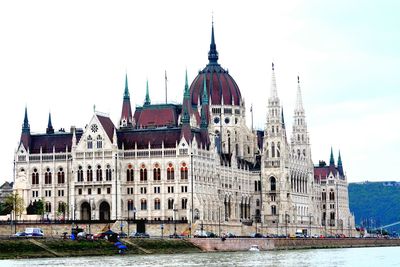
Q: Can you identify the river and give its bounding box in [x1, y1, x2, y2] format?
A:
[1, 246, 399, 267]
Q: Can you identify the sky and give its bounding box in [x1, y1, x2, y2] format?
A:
[0, 0, 399, 184]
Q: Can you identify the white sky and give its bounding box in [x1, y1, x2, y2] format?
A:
[1, 0, 399, 184]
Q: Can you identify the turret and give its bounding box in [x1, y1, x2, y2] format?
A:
[329, 147, 335, 166]
[120, 74, 134, 128]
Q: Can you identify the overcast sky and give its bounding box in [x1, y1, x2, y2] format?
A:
[0, 0, 399, 184]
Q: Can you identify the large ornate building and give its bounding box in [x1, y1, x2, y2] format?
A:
[13, 24, 355, 236]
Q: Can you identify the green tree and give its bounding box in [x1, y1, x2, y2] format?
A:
[4, 193, 24, 219]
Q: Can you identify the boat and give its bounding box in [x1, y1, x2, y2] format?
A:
[248, 245, 260, 252]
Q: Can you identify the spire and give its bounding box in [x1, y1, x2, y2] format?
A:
[22, 106, 30, 133]
[144, 80, 151, 105]
[184, 69, 190, 98]
[201, 73, 209, 105]
[124, 73, 130, 100]
[338, 150, 344, 175]
[270, 62, 278, 99]
[46, 112, 54, 134]
[281, 108, 285, 129]
[181, 71, 190, 124]
[295, 75, 304, 111]
[120, 74, 133, 127]
[329, 147, 335, 166]
[208, 20, 219, 64]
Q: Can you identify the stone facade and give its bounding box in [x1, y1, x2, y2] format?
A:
[12, 24, 355, 236]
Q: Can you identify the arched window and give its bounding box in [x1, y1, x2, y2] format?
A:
[127, 199, 134, 211]
[77, 166, 84, 182]
[167, 163, 174, 180]
[322, 191, 326, 201]
[168, 199, 174, 210]
[303, 149, 306, 157]
[297, 134, 300, 141]
[45, 168, 52, 184]
[271, 205, 277, 215]
[45, 202, 52, 213]
[180, 163, 188, 180]
[57, 167, 65, 184]
[153, 164, 161, 181]
[247, 146, 250, 154]
[140, 199, 147, 210]
[276, 126, 279, 133]
[181, 198, 187, 209]
[32, 168, 39, 185]
[140, 165, 147, 181]
[58, 202, 66, 216]
[87, 135, 93, 149]
[271, 142, 275, 157]
[297, 149, 301, 158]
[96, 135, 102, 149]
[272, 126, 275, 133]
[126, 164, 134, 182]
[87, 165, 93, 182]
[329, 190, 335, 201]
[270, 176, 276, 191]
[154, 198, 161, 210]
[106, 164, 112, 181]
[256, 199, 260, 207]
[96, 165, 102, 181]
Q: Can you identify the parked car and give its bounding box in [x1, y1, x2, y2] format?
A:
[194, 230, 208, 238]
[13, 231, 27, 237]
[169, 233, 185, 239]
[25, 228, 44, 237]
[250, 233, 263, 238]
[225, 232, 236, 238]
[130, 232, 150, 238]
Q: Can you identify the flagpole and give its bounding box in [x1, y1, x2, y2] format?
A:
[165, 70, 168, 104]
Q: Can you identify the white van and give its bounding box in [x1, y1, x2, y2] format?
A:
[25, 228, 44, 237]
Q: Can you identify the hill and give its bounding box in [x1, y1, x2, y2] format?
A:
[349, 181, 400, 233]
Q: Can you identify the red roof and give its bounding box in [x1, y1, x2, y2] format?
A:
[28, 132, 83, 153]
[97, 114, 115, 141]
[133, 104, 180, 129]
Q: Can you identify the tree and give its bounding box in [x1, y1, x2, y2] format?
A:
[4, 193, 24, 219]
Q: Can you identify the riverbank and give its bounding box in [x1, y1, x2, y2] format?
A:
[0, 238, 200, 259]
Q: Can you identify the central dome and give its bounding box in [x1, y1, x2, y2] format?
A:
[189, 24, 242, 107]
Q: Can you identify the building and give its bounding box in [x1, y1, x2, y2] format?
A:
[12, 23, 355, 236]
[0, 182, 13, 203]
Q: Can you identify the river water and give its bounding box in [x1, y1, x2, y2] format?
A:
[1, 246, 399, 267]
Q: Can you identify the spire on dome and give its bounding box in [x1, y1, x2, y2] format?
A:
[46, 112, 54, 134]
[202, 73, 209, 105]
[208, 20, 219, 65]
[181, 71, 190, 124]
[201, 74, 209, 128]
[144, 80, 151, 105]
[270, 62, 278, 99]
[124, 73, 130, 100]
[295, 75, 304, 111]
[329, 147, 335, 166]
[184, 69, 190, 98]
[22, 106, 30, 133]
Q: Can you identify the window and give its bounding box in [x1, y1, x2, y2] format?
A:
[140, 165, 147, 181]
[106, 165, 112, 181]
[127, 187, 134, 195]
[45, 168, 52, 184]
[77, 166, 84, 182]
[32, 190, 39, 198]
[271, 205, 277, 215]
[270, 176, 276, 191]
[168, 186, 174, 194]
[180, 163, 188, 180]
[153, 164, 161, 181]
[126, 164, 134, 182]
[140, 187, 146, 194]
[45, 202, 51, 213]
[97, 188, 101, 194]
[87, 135, 93, 149]
[271, 142, 275, 157]
[96, 135, 102, 149]
[167, 163, 174, 180]
[181, 198, 187, 209]
[87, 166, 93, 182]
[168, 199, 174, 210]
[32, 168, 39, 185]
[271, 195, 276, 202]
[58, 202, 66, 214]
[140, 199, 147, 210]
[154, 186, 160, 194]
[154, 198, 161, 210]
[181, 186, 187, 193]
[256, 199, 260, 207]
[57, 167, 65, 184]
[45, 190, 51, 197]
[107, 187, 111, 194]
[277, 142, 280, 157]
[127, 200, 134, 211]
[57, 190, 64, 197]
[96, 165, 102, 181]
[329, 190, 335, 201]
[88, 188, 92, 195]
[322, 192, 326, 201]
[78, 188, 82, 195]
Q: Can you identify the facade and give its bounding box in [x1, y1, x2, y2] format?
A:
[13, 24, 355, 236]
